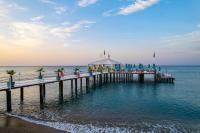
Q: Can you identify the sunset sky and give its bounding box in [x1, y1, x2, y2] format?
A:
[0, 0, 200, 66]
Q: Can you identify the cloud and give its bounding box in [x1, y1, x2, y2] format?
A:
[0, 1, 96, 48]
[30, 16, 44, 22]
[64, 20, 96, 33]
[103, 10, 115, 17]
[78, 0, 98, 7]
[0, 19, 96, 48]
[0, 1, 27, 17]
[118, 0, 159, 15]
[161, 24, 200, 51]
[39, 1, 67, 15]
[39, 0, 57, 5]
[54, 6, 67, 14]
[5, 3, 27, 11]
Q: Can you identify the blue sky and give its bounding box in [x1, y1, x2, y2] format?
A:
[0, 0, 200, 65]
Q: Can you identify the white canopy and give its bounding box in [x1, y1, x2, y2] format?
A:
[88, 57, 122, 66]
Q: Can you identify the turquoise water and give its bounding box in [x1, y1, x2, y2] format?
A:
[0, 66, 200, 132]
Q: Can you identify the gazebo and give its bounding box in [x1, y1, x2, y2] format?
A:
[89, 57, 121, 66]
[88, 57, 123, 72]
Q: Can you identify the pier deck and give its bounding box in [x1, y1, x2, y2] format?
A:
[0, 71, 175, 112]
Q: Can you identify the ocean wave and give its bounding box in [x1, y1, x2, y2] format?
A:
[6, 113, 196, 133]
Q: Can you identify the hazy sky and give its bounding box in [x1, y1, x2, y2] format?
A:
[0, 0, 200, 66]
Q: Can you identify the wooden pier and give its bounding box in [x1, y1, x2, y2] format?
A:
[0, 71, 174, 112]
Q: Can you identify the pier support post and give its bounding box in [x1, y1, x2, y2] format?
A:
[119, 73, 121, 82]
[80, 78, 83, 94]
[93, 75, 96, 86]
[131, 73, 134, 82]
[39, 84, 44, 106]
[20, 87, 24, 102]
[6, 90, 12, 112]
[123, 73, 126, 82]
[86, 77, 89, 88]
[80, 78, 82, 89]
[59, 81, 63, 99]
[116, 73, 118, 82]
[71, 79, 73, 89]
[103, 74, 106, 84]
[75, 78, 78, 95]
[110, 73, 112, 82]
[154, 71, 157, 83]
[99, 74, 103, 86]
[105, 74, 107, 83]
[139, 74, 144, 83]
[43, 84, 46, 98]
[113, 73, 116, 83]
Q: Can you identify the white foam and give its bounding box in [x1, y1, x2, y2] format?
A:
[7, 113, 134, 133]
[6, 113, 190, 133]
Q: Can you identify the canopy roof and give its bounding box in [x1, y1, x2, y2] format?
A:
[89, 58, 122, 66]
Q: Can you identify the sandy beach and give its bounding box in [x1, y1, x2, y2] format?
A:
[0, 113, 66, 133]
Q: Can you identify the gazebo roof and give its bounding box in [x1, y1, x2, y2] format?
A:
[89, 57, 122, 66]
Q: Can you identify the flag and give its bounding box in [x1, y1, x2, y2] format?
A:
[104, 50, 106, 56]
[153, 52, 156, 58]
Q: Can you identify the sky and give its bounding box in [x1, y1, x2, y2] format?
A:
[0, 0, 200, 66]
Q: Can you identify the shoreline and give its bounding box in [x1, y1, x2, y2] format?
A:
[0, 113, 67, 133]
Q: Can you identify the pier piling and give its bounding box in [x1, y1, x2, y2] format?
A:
[75, 78, 78, 95]
[99, 74, 103, 86]
[59, 81, 63, 98]
[39, 84, 44, 105]
[110, 73, 112, 82]
[20, 87, 24, 102]
[80, 78, 82, 88]
[43, 84, 46, 98]
[93, 75, 96, 86]
[86, 77, 89, 88]
[139, 74, 144, 83]
[71, 79, 73, 89]
[6, 90, 12, 112]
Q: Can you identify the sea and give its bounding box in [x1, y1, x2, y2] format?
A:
[0, 66, 200, 133]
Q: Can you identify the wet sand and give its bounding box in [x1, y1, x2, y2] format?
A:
[0, 113, 67, 133]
